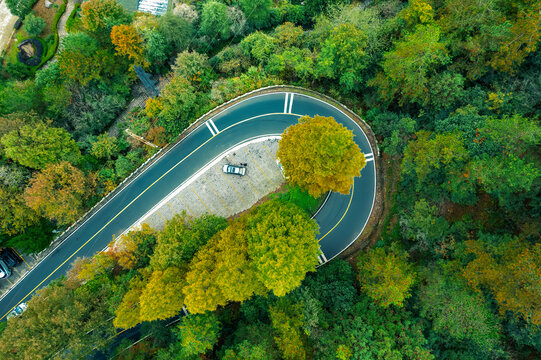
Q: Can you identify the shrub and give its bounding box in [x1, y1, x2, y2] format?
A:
[23, 13, 46, 37]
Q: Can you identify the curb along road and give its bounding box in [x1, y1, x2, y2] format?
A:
[0, 88, 378, 321]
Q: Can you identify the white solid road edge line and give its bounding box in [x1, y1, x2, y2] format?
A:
[209, 119, 219, 134]
[128, 135, 282, 234]
[205, 121, 216, 136]
[288, 93, 294, 114]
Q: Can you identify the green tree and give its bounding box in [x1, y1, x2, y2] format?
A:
[57, 33, 116, 86]
[89, 133, 118, 160]
[150, 213, 227, 270]
[239, 0, 272, 30]
[200, 0, 231, 39]
[0, 164, 30, 189]
[314, 292, 433, 360]
[246, 200, 319, 296]
[5, 0, 34, 17]
[357, 247, 416, 308]
[401, 130, 469, 187]
[80, 0, 127, 34]
[1, 122, 81, 169]
[177, 312, 221, 356]
[152, 75, 197, 136]
[172, 50, 213, 87]
[239, 31, 276, 65]
[419, 271, 502, 355]
[0, 278, 116, 359]
[23, 13, 46, 36]
[274, 22, 304, 48]
[114, 224, 156, 270]
[266, 47, 314, 82]
[144, 30, 168, 68]
[0, 81, 43, 117]
[437, 0, 540, 78]
[157, 13, 193, 54]
[24, 161, 94, 225]
[270, 299, 307, 360]
[4, 219, 54, 254]
[316, 23, 368, 92]
[277, 115, 366, 197]
[481, 114, 541, 155]
[471, 154, 540, 206]
[400, 198, 451, 255]
[369, 25, 449, 105]
[380, 116, 416, 156]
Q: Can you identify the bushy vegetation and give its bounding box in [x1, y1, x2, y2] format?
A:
[0, 0, 539, 359]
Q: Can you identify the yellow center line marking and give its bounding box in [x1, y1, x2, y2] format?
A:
[191, 186, 213, 215]
[166, 202, 179, 215]
[177, 195, 194, 217]
[318, 183, 354, 241]
[12, 248, 31, 269]
[244, 149, 272, 184]
[0, 112, 303, 321]
[262, 143, 274, 159]
[204, 177, 232, 213]
[217, 167, 246, 204]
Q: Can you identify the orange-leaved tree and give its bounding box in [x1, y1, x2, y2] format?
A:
[24, 161, 95, 225]
[111, 24, 147, 66]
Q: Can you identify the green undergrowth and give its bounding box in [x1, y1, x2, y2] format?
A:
[275, 185, 325, 216]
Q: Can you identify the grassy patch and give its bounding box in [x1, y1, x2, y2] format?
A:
[2, 0, 66, 73]
[275, 185, 326, 216]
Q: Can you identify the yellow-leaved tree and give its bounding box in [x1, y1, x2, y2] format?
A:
[246, 200, 319, 296]
[463, 238, 541, 325]
[277, 115, 366, 197]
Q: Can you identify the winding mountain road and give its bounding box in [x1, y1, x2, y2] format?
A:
[0, 91, 377, 320]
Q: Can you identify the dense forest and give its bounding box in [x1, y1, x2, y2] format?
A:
[0, 0, 539, 359]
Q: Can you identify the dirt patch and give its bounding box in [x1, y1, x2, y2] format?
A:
[441, 192, 496, 225]
[31, 0, 60, 38]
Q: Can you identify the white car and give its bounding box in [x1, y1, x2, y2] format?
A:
[222, 164, 246, 176]
[7, 302, 27, 319]
[0, 259, 11, 279]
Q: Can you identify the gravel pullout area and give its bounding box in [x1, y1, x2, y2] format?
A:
[128, 138, 284, 233]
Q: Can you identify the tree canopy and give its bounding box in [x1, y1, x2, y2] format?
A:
[277, 115, 366, 197]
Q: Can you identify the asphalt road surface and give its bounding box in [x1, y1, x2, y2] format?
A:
[0, 91, 376, 321]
